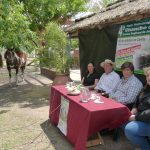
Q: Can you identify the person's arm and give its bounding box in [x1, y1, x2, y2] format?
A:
[128, 110, 150, 123]
[135, 109, 150, 123]
[128, 114, 136, 121]
[111, 82, 143, 104]
[81, 77, 84, 84]
[130, 95, 140, 114]
[94, 74, 104, 90]
[85, 79, 99, 90]
[129, 104, 138, 121]
[113, 85, 138, 104]
[129, 93, 150, 122]
[105, 75, 120, 94]
[131, 108, 138, 115]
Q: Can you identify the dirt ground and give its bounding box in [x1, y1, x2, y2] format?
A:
[0, 66, 136, 150]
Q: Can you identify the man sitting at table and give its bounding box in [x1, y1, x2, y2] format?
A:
[109, 62, 143, 110]
[95, 59, 120, 95]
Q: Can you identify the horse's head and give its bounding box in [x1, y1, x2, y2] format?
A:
[4, 50, 15, 66]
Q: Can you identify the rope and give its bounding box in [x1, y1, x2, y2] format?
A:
[50, 88, 61, 115]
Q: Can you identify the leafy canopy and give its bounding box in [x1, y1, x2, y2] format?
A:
[0, 0, 85, 52]
[20, 0, 86, 31]
[0, 0, 37, 52]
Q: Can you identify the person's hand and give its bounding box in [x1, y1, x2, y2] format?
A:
[129, 114, 135, 121]
[131, 108, 137, 115]
[95, 89, 99, 93]
[101, 92, 109, 98]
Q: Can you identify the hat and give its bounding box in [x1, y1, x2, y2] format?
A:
[100, 59, 115, 68]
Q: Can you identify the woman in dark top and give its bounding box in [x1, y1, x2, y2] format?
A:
[81, 62, 99, 90]
[124, 67, 150, 150]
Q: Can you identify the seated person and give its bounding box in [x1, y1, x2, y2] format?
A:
[81, 62, 99, 90]
[124, 66, 150, 150]
[109, 62, 143, 110]
[95, 59, 120, 95]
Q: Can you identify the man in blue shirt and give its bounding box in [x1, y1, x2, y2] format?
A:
[109, 62, 143, 109]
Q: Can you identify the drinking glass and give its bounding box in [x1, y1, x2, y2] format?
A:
[80, 87, 90, 102]
[90, 91, 97, 100]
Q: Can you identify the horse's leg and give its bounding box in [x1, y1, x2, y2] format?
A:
[15, 68, 19, 85]
[8, 68, 12, 86]
[20, 66, 25, 82]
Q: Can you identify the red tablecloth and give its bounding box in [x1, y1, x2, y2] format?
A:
[49, 85, 131, 150]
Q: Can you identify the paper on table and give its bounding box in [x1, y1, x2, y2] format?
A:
[94, 99, 104, 104]
[68, 90, 80, 95]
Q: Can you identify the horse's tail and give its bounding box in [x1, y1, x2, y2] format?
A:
[4, 51, 7, 59]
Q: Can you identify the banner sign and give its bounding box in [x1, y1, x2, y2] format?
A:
[115, 18, 150, 74]
[57, 96, 69, 135]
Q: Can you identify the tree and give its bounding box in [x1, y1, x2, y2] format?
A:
[19, 0, 86, 31]
[0, 0, 37, 52]
[0, 0, 88, 68]
[18, 0, 86, 68]
[43, 22, 69, 73]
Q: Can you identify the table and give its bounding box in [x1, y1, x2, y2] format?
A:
[49, 85, 131, 150]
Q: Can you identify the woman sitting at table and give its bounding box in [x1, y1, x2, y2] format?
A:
[124, 66, 150, 150]
[81, 62, 99, 90]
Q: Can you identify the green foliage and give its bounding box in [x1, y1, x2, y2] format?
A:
[41, 22, 71, 73]
[17, 0, 86, 69]
[0, 0, 86, 67]
[20, 0, 86, 31]
[0, 0, 38, 53]
[71, 38, 79, 49]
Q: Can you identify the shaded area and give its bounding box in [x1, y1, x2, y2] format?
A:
[0, 83, 50, 109]
[0, 67, 53, 150]
[41, 120, 135, 150]
[0, 110, 9, 114]
[40, 120, 73, 150]
[0, 67, 51, 109]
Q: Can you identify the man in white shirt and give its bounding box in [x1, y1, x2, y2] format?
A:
[95, 59, 120, 94]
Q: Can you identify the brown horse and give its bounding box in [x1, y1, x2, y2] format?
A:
[4, 49, 27, 86]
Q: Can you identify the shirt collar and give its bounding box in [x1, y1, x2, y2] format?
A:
[105, 71, 114, 75]
[122, 74, 134, 82]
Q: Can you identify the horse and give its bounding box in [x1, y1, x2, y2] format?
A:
[4, 49, 27, 86]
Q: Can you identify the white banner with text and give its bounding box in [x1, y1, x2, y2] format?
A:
[115, 18, 150, 74]
[57, 96, 69, 135]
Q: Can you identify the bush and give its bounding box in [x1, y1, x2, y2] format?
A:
[40, 22, 71, 73]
